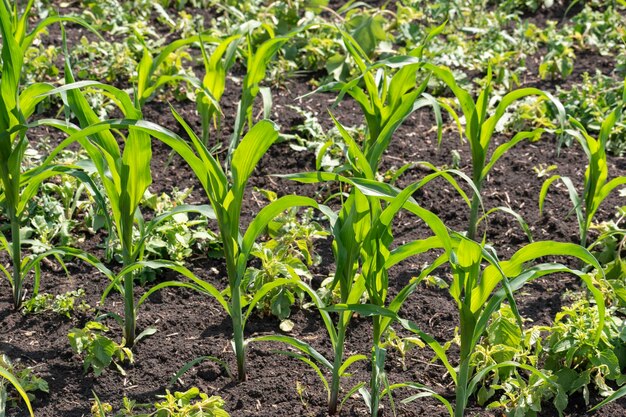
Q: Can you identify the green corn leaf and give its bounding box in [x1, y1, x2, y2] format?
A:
[249, 335, 333, 370]
[0, 366, 34, 417]
[478, 207, 533, 243]
[481, 129, 543, 181]
[123, 260, 229, 313]
[387, 382, 453, 417]
[471, 242, 604, 317]
[272, 350, 330, 396]
[589, 384, 626, 411]
[338, 354, 368, 376]
[230, 120, 279, 196]
[329, 112, 374, 179]
[19, 83, 53, 119]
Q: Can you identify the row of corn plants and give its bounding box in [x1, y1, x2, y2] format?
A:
[1, 2, 625, 417]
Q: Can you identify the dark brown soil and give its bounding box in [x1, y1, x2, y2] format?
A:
[1, 2, 626, 417]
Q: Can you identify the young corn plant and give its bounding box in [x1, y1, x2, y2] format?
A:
[539, 103, 626, 248]
[135, 32, 242, 145]
[425, 64, 565, 240]
[37, 37, 214, 347]
[252, 59, 475, 415]
[0, 0, 102, 309]
[227, 22, 297, 161]
[37, 84, 323, 381]
[138, 107, 334, 382]
[337, 220, 608, 417]
[366, 229, 608, 417]
[307, 24, 447, 172]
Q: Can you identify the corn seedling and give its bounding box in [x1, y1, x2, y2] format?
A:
[33, 89, 321, 380]
[227, 22, 296, 161]
[37, 36, 215, 347]
[425, 64, 566, 240]
[135, 32, 241, 146]
[118, 107, 332, 382]
[307, 23, 447, 173]
[0, 0, 106, 309]
[539, 102, 626, 248]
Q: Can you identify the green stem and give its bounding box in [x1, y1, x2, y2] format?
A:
[467, 191, 481, 241]
[231, 283, 246, 382]
[454, 357, 471, 417]
[11, 210, 22, 310]
[455, 304, 474, 417]
[370, 317, 382, 417]
[328, 315, 347, 415]
[123, 271, 136, 347]
[121, 219, 136, 348]
[581, 216, 589, 249]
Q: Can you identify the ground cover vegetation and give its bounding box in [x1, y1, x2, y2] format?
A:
[0, 0, 626, 416]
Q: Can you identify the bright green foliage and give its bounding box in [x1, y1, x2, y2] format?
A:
[71, 37, 138, 83]
[68, 321, 134, 377]
[91, 387, 229, 417]
[50, 52, 152, 347]
[543, 300, 626, 404]
[0, 354, 47, 417]
[140, 188, 221, 264]
[313, 25, 445, 173]
[588, 208, 626, 311]
[269, 173, 462, 416]
[264, 205, 328, 266]
[23, 175, 97, 250]
[22, 289, 90, 318]
[243, 198, 327, 323]
[557, 72, 626, 156]
[285, 105, 361, 172]
[243, 244, 310, 321]
[196, 35, 241, 145]
[152, 388, 229, 417]
[266, 27, 472, 414]
[135, 31, 241, 146]
[540, 102, 626, 247]
[42, 35, 214, 347]
[470, 305, 565, 417]
[377, 233, 607, 417]
[538, 23, 575, 81]
[228, 23, 294, 160]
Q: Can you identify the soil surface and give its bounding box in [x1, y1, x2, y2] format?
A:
[1, 2, 626, 417]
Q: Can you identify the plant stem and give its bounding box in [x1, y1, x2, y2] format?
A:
[467, 191, 481, 241]
[123, 271, 135, 347]
[231, 283, 247, 382]
[454, 357, 471, 417]
[121, 227, 136, 347]
[581, 216, 589, 249]
[370, 317, 382, 417]
[455, 304, 473, 417]
[11, 210, 22, 310]
[329, 315, 347, 415]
